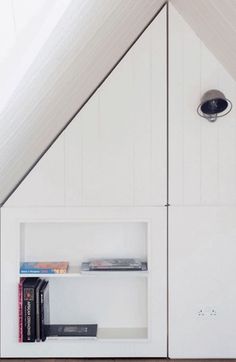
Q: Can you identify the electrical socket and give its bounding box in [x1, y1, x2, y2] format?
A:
[197, 306, 216, 317]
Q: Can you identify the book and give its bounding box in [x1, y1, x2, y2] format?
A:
[18, 278, 25, 342]
[20, 262, 69, 274]
[40, 280, 50, 342]
[46, 324, 97, 338]
[23, 278, 40, 342]
[35, 279, 45, 342]
[81, 258, 147, 272]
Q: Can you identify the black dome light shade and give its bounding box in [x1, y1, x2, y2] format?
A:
[197, 89, 232, 122]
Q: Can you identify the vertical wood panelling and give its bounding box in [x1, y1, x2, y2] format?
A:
[150, 12, 167, 205]
[200, 46, 219, 204]
[218, 67, 236, 205]
[98, 54, 134, 205]
[169, 5, 202, 204]
[132, 26, 152, 205]
[65, 95, 100, 206]
[181, 17, 201, 204]
[169, 4, 236, 206]
[169, 5, 184, 205]
[64, 107, 84, 205]
[82, 94, 102, 206]
[64, 8, 167, 207]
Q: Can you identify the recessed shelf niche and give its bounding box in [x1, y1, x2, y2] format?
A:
[1, 206, 166, 357]
[19, 220, 148, 340]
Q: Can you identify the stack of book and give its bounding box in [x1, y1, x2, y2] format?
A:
[81, 258, 147, 272]
[18, 277, 49, 342]
[20, 261, 69, 274]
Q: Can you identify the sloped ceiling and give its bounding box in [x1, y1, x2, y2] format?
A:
[171, 0, 236, 81]
[0, 0, 166, 206]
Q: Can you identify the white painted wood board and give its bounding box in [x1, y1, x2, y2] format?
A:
[169, 206, 236, 358]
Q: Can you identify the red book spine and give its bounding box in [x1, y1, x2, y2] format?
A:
[18, 278, 25, 342]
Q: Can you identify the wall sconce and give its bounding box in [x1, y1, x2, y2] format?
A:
[197, 89, 232, 122]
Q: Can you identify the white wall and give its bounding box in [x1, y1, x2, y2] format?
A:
[169, 4, 236, 358]
[4, 3, 236, 358]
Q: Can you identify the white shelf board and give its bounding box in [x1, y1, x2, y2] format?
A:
[46, 327, 148, 341]
[98, 327, 148, 340]
[19, 266, 149, 278]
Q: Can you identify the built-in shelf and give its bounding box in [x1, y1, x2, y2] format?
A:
[19, 266, 148, 278]
[1, 206, 166, 357]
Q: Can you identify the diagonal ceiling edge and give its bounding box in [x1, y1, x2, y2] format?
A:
[0, 0, 166, 206]
[171, 0, 236, 82]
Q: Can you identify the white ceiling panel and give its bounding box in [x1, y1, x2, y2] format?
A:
[0, 0, 166, 205]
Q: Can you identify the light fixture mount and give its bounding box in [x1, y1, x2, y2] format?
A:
[197, 89, 232, 122]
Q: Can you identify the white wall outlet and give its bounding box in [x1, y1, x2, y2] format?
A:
[197, 308, 205, 316]
[197, 306, 216, 317]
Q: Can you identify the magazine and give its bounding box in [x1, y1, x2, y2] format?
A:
[46, 324, 97, 339]
[81, 258, 147, 272]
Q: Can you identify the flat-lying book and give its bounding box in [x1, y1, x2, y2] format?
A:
[46, 324, 97, 338]
[81, 258, 147, 272]
[20, 262, 69, 274]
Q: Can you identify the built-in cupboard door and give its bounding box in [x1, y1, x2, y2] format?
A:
[169, 4, 236, 359]
[169, 206, 236, 358]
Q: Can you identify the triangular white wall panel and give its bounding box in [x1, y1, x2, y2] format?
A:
[169, 4, 236, 206]
[5, 7, 167, 208]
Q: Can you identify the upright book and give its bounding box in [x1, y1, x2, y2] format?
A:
[23, 278, 40, 342]
[39, 280, 50, 342]
[18, 278, 25, 342]
[35, 279, 45, 342]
